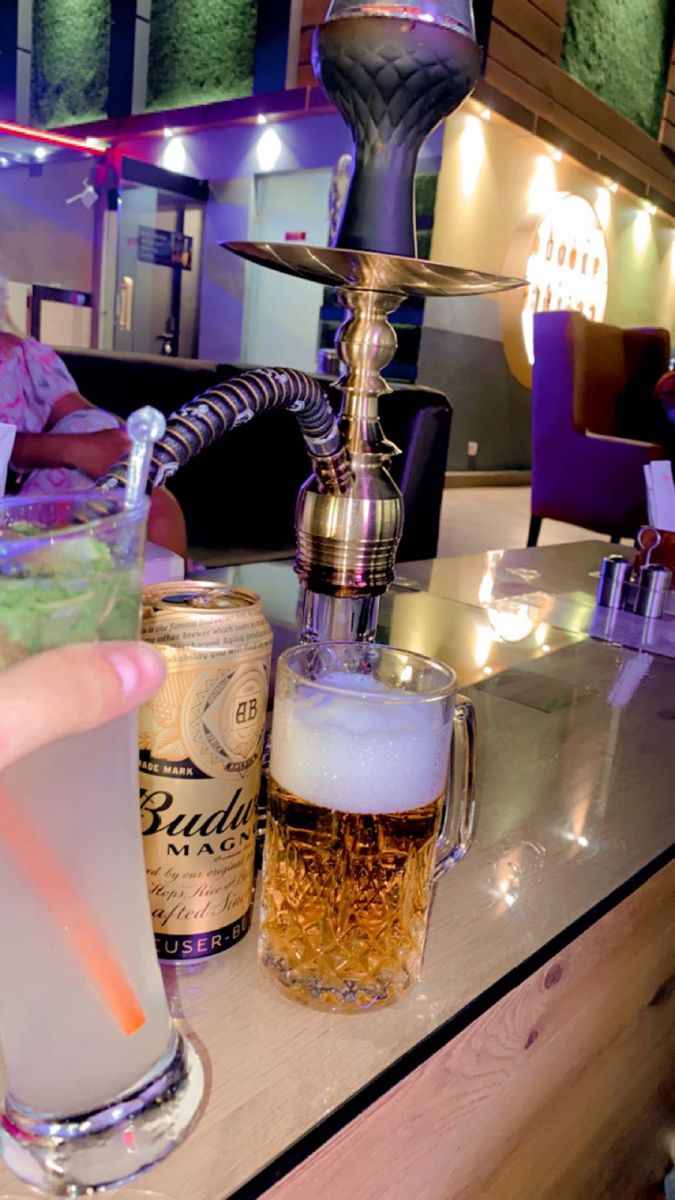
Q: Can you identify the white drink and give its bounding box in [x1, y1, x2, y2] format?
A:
[270, 670, 452, 814]
[0, 714, 172, 1116]
[0, 493, 203, 1194]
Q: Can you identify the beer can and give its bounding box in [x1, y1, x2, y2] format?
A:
[139, 582, 272, 962]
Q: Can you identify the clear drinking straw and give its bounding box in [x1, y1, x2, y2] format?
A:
[124, 406, 167, 510]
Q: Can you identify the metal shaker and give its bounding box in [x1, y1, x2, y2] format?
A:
[634, 563, 672, 620]
[596, 555, 630, 609]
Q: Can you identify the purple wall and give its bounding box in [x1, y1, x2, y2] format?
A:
[120, 112, 444, 363]
[122, 110, 443, 181]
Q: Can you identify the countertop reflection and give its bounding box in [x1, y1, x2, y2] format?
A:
[1, 548, 670, 1200]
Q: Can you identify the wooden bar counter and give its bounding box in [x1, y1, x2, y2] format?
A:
[2, 543, 673, 1200]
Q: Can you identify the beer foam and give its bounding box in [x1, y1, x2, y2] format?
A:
[270, 672, 451, 814]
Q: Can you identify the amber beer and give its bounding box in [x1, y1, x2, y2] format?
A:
[259, 644, 457, 1010]
[262, 785, 442, 1008]
[139, 583, 272, 961]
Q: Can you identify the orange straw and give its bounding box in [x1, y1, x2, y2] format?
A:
[0, 784, 146, 1036]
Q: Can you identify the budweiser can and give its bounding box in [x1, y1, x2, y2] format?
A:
[139, 583, 272, 962]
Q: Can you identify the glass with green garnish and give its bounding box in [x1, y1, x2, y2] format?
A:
[0, 493, 203, 1195]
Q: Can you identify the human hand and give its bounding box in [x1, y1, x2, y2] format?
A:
[0, 642, 164, 772]
[67, 428, 131, 479]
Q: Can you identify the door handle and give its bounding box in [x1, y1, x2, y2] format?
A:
[119, 276, 134, 332]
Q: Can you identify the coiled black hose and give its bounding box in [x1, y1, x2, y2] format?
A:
[96, 366, 352, 496]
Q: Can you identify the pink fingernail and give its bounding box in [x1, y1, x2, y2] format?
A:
[104, 644, 163, 699]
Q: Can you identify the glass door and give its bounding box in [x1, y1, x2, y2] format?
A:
[114, 182, 204, 358]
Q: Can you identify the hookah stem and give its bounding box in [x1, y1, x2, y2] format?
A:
[96, 367, 352, 497]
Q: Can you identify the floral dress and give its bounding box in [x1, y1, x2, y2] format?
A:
[0, 337, 121, 495]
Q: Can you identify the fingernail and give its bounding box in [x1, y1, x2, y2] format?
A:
[103, 644, 164, 699]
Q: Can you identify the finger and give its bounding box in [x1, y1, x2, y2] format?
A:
[0, 642, 165, 773]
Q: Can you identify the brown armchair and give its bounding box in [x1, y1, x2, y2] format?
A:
[529, 312, 670, 546]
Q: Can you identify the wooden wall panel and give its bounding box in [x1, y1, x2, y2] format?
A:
[492, 0, 564, 63]
[269, 863, 675, 1200]
[481, 60, 672, 198]
[529, 0, 567, 24]
[486, 20, 675, 203]
[298, 0, 328, 86]
[294, 0, 674, 207]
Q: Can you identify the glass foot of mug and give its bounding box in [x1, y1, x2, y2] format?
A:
[0, 1032, 204, 1197]
[261, 947, 416, 1011]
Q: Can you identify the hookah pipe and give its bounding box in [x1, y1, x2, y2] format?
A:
[98, 367, 352, 498]
[100, 1, 523, 642]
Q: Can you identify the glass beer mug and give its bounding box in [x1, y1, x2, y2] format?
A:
[259, 642, 477, 1011]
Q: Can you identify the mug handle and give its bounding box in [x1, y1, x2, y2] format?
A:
[434, 695, 478, 881]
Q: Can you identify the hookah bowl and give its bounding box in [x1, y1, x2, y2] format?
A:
[313, 11, 482, 258]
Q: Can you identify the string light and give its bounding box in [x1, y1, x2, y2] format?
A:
[0, 119, 106, 155]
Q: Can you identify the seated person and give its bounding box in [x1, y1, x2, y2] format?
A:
[0, 322, 187, 557]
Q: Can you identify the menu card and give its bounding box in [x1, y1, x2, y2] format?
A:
[644, 461, 675, 532]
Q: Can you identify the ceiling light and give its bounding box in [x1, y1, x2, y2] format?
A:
[646, 202, 657, 216]
[527, 154, 557, 214]
[163, 127, 173, 139]
[162, 136, 186, 173]
[608, 181, 618, 193]
[480, 107, 491, 121]
[34, 146, 46, 161]
[595, 186, 612, 229]
[459, 115, 486, 197]
[633, 208, 651, 255]
[256, 127, 282, 172]
[0, 157, 8, 168]
[256, 113, 268, 125]
[550, 148, 563, 163]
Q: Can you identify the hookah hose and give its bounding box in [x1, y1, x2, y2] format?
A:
[96, 367, 352, 496]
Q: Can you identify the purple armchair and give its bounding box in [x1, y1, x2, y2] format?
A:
[529, 312, 670, 546]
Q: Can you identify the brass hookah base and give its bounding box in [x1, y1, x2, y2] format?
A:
[226, 240, 524, 642]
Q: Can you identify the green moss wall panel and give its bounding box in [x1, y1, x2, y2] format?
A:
[30, 0, 111, 127]
[147, 0, 258, 111]
[562, 0, 674, 138]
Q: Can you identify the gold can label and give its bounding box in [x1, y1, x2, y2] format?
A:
[139, 585, 272, 961]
